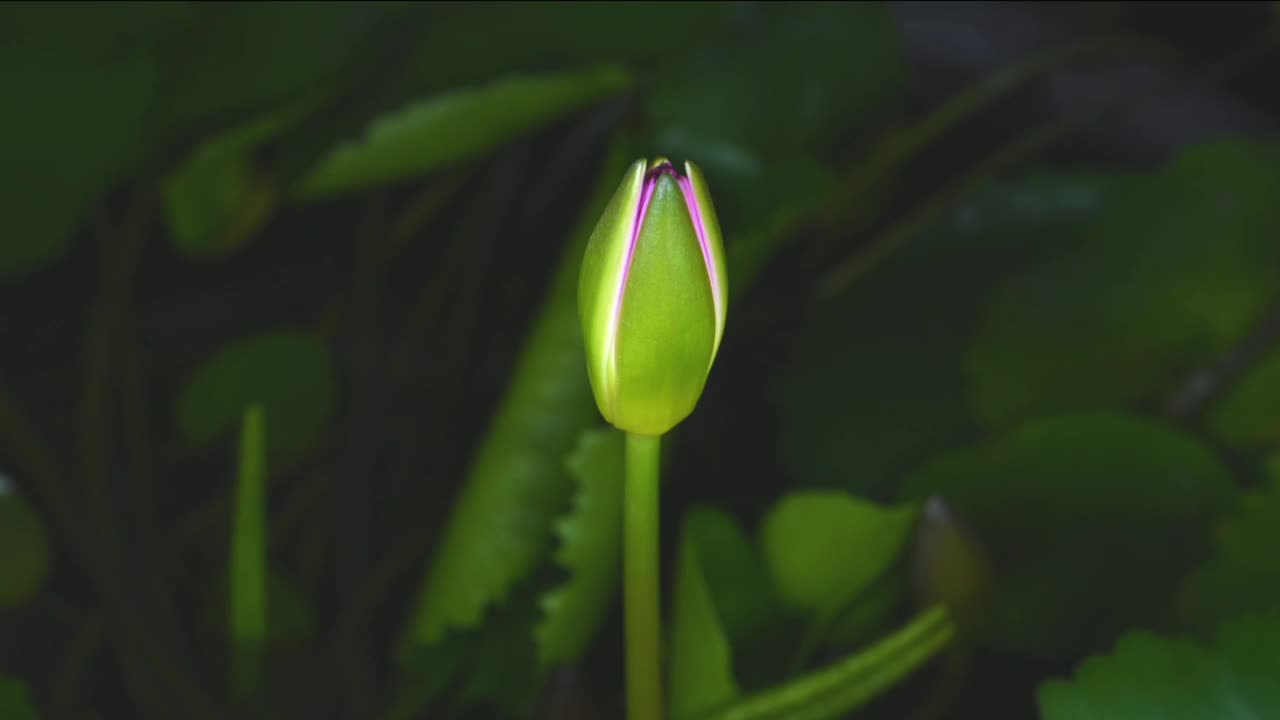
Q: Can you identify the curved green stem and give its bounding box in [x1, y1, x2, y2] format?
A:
[625, 432, 663, 720]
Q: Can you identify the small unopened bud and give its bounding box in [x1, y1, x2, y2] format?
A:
[579, 158, 728, 436]
[912, 496, 993, 631]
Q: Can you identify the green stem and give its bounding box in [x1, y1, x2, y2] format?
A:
[625, 432, 663, 720]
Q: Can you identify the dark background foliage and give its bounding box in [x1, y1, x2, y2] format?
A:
[2, 2, 1280, 719]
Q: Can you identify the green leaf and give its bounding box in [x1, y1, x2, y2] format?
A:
[969, 140, 1280, 428]
[1038, 612, 1280, 719]
[164, 107, 310, 257]
[650, 2, 905, 155]
[692, 509, 782, 646]
[779, 173, 1119, 498]
[0, 16, 154, 277]
[1208, 347, 1280, 451]
[229, 405, 267, 698]
[0, 676, 39, 720]
[759, 492, 917, 615]
[670, 510, 743, 719]
[153, 3, 392, 134]
[402, 144, 630, 649]
[0, 491, 48, 608]
[902, 412, 1235, 657]
[690, 607, 954, 720]
[176, 333, 335, 464]
[534, 429, 624, 667]
[394, 581, 545, 720]
[1181, 456, 1280, 628]
[396, 2, 726, 93]
[296, 65, 631, 198]
[649, 2, 903, 231]
[685, 508, 790, 691]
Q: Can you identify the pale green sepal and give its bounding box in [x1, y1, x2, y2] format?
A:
[579, 159, 648, 424]
[684, 160, 729, 361]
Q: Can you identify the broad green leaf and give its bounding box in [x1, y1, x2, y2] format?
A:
[229, 405, 267, 698]
[1208, 348, 1280, 451]
[690, 607, 954, 720]
[402, 145, 630, 649]
[760, 492, 917, 615]
[0, 676, 38, 720]
[534, 429, 624, 667]
[176, 333, 335, 464]
[903, 412, 1235, 657]
[296, 65, 631, 198]
[779, 174, 1119, 498]
[970, 140, 1280, 428]
[0, 16, 154, 277]
[1181, 456, 1280, 628]
[164, 107, 310, 257]
[0, 492, 48, 608]
[686, 508, 790, 691]
[1038, 612, 1280, 719]
[670, 510, 742, 719]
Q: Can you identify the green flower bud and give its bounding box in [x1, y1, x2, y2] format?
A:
[579, 158, 728, 436]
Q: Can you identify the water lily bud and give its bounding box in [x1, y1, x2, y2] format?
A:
[911, 496, 993, 632]
[579, 158, 728, 436]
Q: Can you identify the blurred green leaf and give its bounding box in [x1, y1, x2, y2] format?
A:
[153, 3, 391, 134]
[176, 333, 335, 464]
[685, 508, 790, 691]
[1038, 612, 1280, 719]
[164, 107, 310, 257]
[649, 2, 903, 230]
[0, 492, 48, 608]
[691, 510, 781, 643]
[395, 582, 544, 720]
[691, 607, 954, 720]
[670, 510, 742, 719]
[1181, 456, 1280, 629]
[970, 140, 1280, 428]
[1208, 348, 1280, 451]
[760, 492, 917, 615]
[650, 2, 904, 155]
[229, 405, 267, 698]
[296, 65, 631, 198]
[0, 676, 38, 720]
[0, 19, 154, 277]
[902, 412, 1235, 657]
[399, 2, 725, 92]
[779, 174, 1119, 498]
[534, 429, 624, 667]
[403, 145, 629, 649]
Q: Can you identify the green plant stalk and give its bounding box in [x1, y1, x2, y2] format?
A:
[230, 404, 267, 699]
[625, 432, 663, 720]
